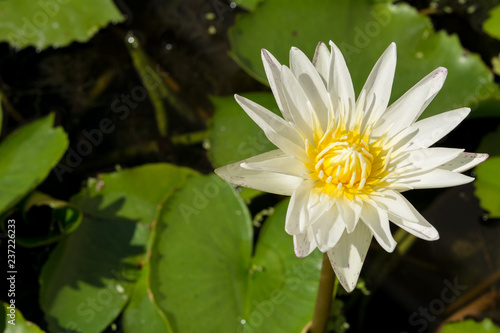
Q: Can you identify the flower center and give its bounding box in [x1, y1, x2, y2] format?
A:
[315, 139, 373, 190]
[305, 125, 391, 199]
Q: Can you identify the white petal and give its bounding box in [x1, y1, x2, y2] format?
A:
[439, 152, 489, 173]
[374, 67, 447, 136]
[327, 41, 356, 122]
[328, 41, 355, 122]
[293, 228, 317, 257]
[234, 95, 308, 160]
[337, 198, 357, 233]
[215, 153, 304, 195]
[387, 194, 439, 241]
[396, 168, 474, 189]
[395, 108, 470, 151]
[393, 148, 464, 176]
[327, 222, 372, 293]
[285, 180, 315, 234]
[261, 49, 293, 122]
[311, 206, 345, 252]
[280, 66, 316, 140]
[242, 149, 309, 177]
[359, 43, 397, 124]
[361, 201, 397, 253]
[290, 47, 330, 129]
[371, 190, 419, 223]
[312, 42, 330, 83]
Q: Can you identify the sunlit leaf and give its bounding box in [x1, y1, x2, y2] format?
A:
[0, 113, 68, 215]
[483, 5, 500, 40]
[150, 174, 322, 333]
[475, 157, 500, 218]
[475, 125, 500, 218]
[208, 93, 279, 168]
[442, 318, 500, 333]
[0, 0, 125, 50]
[40, 164, 195, 333]
[0, 302, 46, 333]
[229, 0, 500, 119]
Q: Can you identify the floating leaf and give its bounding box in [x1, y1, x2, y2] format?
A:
[10, 191, 82, 247]
[442, 318, 500, 333]
[0, 113, 68, 215]
[0, 0, 125, 50]
[208, 93, 279, 168]
[229, 0, 500, 119]
[475, 157, 500, 218]
[0, 302, 46, 333]
[40, 164, 195, 333]
[122, 267, 174, 333]
[150, 174, 322, 332]
[475, 125, 500, 218]
[483, 5, 500, 40]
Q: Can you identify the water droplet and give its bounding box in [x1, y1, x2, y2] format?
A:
[240, 319, 246, 325]
[482, 214, 489, 222]
[116, 284, 125, 293]
[125, 32, 138, 48]
[208, 25, 216, 35]
[205, 12, 216, 20]
[165, 43, 173, 50]
[35, 47, 42, 53]
[202, 139, 211, 150]
[230, 2, 237, 9]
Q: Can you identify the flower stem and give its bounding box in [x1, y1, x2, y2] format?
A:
[310, 253, 336, 333]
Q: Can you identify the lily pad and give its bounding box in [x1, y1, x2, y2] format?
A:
[0, 113, 68, 215]
[483, 5, 500, 40]
[40, 164, 196, 333]
[442, 318, 500, 333]
[0, 302, 45, 333]
[9, 191, 82, 247]
[150, 174, 322, 332]
[0, 0, 125, 50]
[208, 93, 280, 168]
[475, 126, 500, 218]
[229, 0, 500, 119]
[474, 157, 500, 218]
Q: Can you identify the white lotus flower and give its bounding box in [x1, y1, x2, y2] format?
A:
[215, 42, 488, 292]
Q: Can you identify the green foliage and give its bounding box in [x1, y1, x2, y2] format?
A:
[1, 302, 46, 333]
[0, 0, 124, 50]
[442, 318, 500, 333]
[475, 126, 500, 218]
[151, 181, 321, 333]
[13, 191, 82, 247]
[0, 113, 68, 215]
[483, 5, 500, 40]
[208, 93, 280, 168]
[475, 157, 500, 218]
[40, 164, 196, 333]
[229, 0, 500, 119]
[39, 166, 322, 333]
